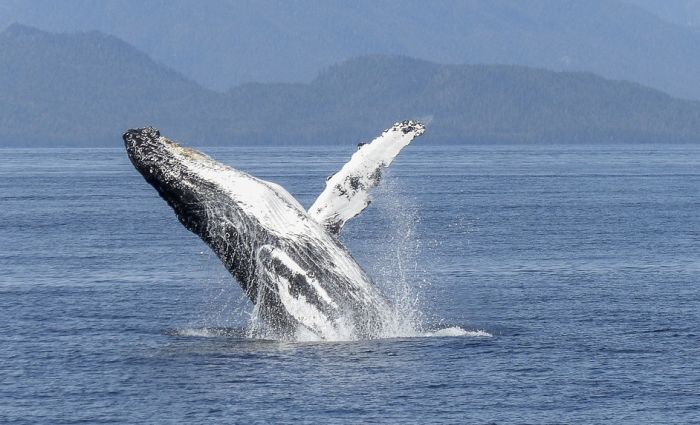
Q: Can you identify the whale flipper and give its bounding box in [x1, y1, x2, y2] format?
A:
[308, 120, 426, 234]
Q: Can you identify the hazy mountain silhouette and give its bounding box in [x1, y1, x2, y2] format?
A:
[0, 24, 228, 145]
[2, 0, 700, 100]
[623, 0, 700, 30]
[1, 25, 699, 147]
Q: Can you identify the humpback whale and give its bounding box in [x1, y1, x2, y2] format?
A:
[124, 121, 425, 340]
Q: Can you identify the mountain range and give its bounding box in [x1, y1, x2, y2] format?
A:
[2, 0, 700, 101]
[1, 24, 700, 147]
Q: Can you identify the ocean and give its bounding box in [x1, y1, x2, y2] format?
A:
[1, 144, 699, 424]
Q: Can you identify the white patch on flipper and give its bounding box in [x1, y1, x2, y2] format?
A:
[276, 273, 336, 338]
[309, 120, 426, 234]
[257, 245, 356, 340]
[261, 246, 338, 309]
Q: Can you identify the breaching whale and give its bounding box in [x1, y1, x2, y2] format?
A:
[123, 121, 425, 340]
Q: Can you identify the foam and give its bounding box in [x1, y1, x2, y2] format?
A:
[421, 327, 493, 338]
[171, 326, 492, 341]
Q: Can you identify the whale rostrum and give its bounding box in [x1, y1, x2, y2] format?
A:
[123, 121, 426, 340]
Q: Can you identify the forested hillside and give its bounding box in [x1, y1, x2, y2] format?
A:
[2, 26, 699, 146]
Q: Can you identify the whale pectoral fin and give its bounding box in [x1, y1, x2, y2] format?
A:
[308, 120, 426, 235]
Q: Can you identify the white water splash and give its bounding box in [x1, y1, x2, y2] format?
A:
[171, 326, 491, 339]
[361, 176, 428, 338]
[420, 327, 492, 338]
[188, 172, 484, 342]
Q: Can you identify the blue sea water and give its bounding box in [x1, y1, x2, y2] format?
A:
[1, 144, 699, 424]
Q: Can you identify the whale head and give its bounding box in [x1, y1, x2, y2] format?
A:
[123, 127, 219, 235]
[124, 127, 208, 186]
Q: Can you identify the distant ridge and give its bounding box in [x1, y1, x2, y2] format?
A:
[3, 0, 700, 99]
[1, 26, 699, 147]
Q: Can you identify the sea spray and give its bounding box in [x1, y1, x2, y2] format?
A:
[366, 177, 427, 337]
[339, 173, 432, 339]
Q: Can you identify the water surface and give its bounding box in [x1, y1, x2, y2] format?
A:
[1, 144, 699, 423]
